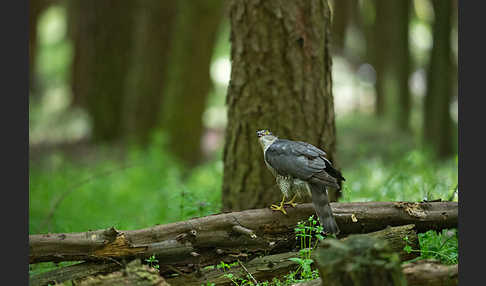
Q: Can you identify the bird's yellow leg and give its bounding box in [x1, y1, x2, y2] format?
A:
[270, 196, 287, 214]
[284, 194, 298, 207]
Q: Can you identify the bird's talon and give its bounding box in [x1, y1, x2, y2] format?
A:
[284, 195, 298, 208]
[285, 202, 298, 208]
[270, 204, 287, 214]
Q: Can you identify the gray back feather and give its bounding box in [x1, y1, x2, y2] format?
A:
[265, 139, 340, 189]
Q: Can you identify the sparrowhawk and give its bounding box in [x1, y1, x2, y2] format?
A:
[257, 129, 345, 235]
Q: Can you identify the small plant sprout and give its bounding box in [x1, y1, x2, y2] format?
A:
[289, 215, 324, 280]
[145, 255, 160, 271]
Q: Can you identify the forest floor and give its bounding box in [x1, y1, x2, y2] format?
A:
[29, 113, 458, 283]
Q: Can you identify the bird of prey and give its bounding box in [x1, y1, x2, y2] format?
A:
[256, 129, 345, 235]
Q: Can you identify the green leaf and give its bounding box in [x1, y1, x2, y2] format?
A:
[288, 257, 304, 264]
[404, 245, 412, 253]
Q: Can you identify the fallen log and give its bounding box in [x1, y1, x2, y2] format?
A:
[292, 279, 321, 286]
[402, 259, 458, 286]
[293, 260, 458, 286]
[166, 251, 301, 286]
[166, 224, 420, 286]
[30, 225, 420, 286]
[341, 224, 420, 262]
[29, 201, 457, 266]
[74, 260, 168, 286]
[30, 261, 122, 286]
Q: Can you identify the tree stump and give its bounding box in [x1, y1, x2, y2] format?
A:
[313, 235, 407, 286]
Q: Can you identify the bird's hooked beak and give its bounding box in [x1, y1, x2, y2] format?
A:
[257, 130, 273, 138]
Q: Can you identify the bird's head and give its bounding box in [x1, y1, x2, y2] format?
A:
[256, 129, 273, 137]
[256, 129, 277, 150]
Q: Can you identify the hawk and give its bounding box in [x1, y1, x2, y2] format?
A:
[257, 129, 345, 235]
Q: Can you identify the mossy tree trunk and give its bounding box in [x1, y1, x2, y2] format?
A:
[424, 0, 454, 159]
[222, 0, 338, 211]
[122, 0, 177, 145]
[314, 235, 407, 286]
[68, 0, 137, 142]
[161, 0, 224, 166]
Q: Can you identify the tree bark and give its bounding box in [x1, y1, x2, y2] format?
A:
[313, 234, 408, 286]
[161, 0, 224, 166]
[122, 1, 177, 145]
[340, 224, 419, 262]
[161, 251, 300, 286]
[67, 0, 137, 142]
[30, 261, 122, 286]
[30, 225, 420, 286]
[424, 0, 454, 159]
[296, 260, 458, 286]
[223, 0, 339, 212]
[402, 259, 458, 286]
[74, 260, 169, 286]
[29, 201, 457, 265]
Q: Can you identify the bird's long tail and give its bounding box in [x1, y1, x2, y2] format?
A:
[309, 182, 340, 235]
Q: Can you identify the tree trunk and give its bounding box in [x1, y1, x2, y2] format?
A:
[424, 0, 454, 159]
[67, 0, 137, 142]
[161, 0, 224, 166]
[223, 0, 339, 212]
[29, 0, 56, 95]
[313, 235, 408, 286]
[122, 1, 177, 145]
[330, 0, 351, 53]
[29, 201, 458, 265]
[371, 0, 390, 117]
[366, 0, 410, 130]
[390, 0, 411, 131]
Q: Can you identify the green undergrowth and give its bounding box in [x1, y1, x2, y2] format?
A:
[339, 148, 457, 203]
[29, 134, 223, 235]
[29, 114, 458, 280]
[336, 114, 458, 203]
[404, 229, 458, 265]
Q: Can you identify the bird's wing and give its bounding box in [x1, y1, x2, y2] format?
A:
[292, 140, 328, 157]
[291, 140, 345, 182]
[265, 139, 337, 186]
